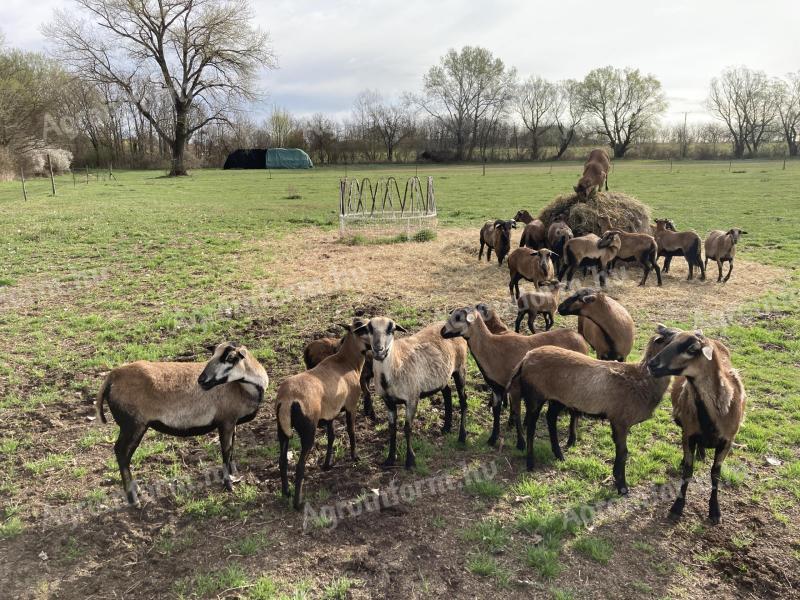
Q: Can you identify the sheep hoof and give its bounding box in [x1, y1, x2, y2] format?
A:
[668, 498, 685, 520]
[487, 435, 498, 447]
[380, 458, 396, 469]
[321, 463, 333, 472]
[617, 485, 629, 496]
[708, 512, 721, 525]
[224, 480, 234, 492]
[405, 456, 416, 470]
[440, 425, 452, 435]
[516, 439, 525, 451]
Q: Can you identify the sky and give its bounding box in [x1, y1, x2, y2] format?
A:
[2, 0, 799, 125]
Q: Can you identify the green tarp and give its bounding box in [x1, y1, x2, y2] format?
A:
[266, 148, 314, 169]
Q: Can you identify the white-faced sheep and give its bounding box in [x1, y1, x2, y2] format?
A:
[515, 280, 564, 333]
[654, 219, 706, 281]
[646, 326, 746, 524]
[510, 327, 674, 493]
[599, 229, 662, 286]
[704, 228, 747, 283]
[441, 307, 588, 451]
[558, 232, 621, 288]
[557, 288, 635, 362]
[276, 319, 370, 509]
[514, 210, 547, 249]
[479, 219, 517, 265]
[367, 317, 469, 468]
[508, 247, 558, 298]
[97, 342, 269, 506]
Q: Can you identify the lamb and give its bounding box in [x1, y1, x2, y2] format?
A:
[704, 228, 747, 283]
[599, 229, 662, 287]
[475, 303, 511, 334]
[514, 210, 547, 249]
[515, 280, 563, 333]
[479, 219, 517, 265]
[646, 327, 746, 525]
[303, 331, 376, 419]
[558, 288, 635, 361]
[558, 232, 621, 287]
[441, 307, 588, 451]
[574, 148, 610, 198]
[654, 219, 706, 281]
[276, 319, 370, 509]
[547, 217, 574, 274]
[510, 326, 675, 493]
[508, 247, 557, 298]
[367, 317, 469, 468]
[96, 342, 269, 507]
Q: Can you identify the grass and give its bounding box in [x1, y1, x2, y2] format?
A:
[461, 519, 509, 554]
[572, 536, 614, 564]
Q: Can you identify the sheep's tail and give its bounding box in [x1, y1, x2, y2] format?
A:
[302, 346, 314, 370]
[276, 399, 300, 438]
[96, 375, 112, 424]
[506, 356, 527, 397]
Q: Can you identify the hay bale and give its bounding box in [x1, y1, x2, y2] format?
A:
[538, 191, 652, 237]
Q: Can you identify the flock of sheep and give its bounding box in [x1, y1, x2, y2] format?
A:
[95, 149, 747, 528]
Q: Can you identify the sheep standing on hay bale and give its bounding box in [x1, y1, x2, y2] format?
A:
[574, 148, 611, 199]
[538, 191, 652, 238]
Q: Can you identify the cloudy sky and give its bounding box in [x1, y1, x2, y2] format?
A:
[3, 0, 799, 124]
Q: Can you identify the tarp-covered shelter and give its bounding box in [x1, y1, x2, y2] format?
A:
[266, 148, 314, 169]
[223, 149, 267, 169]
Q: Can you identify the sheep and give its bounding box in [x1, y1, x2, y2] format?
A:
[645, 327, 746, 524]
[557, 288, 635, 362]
[547, 217, 574, 274]
[276, 319, 370, 509]
[514, 210, 547, 249]
[479, 219, 517, 265]
[558, 232, 621, 287]
[303, 331, 376, 419]
[599, 229, 662, 287]
[654, 219, 706, 281]
[367, 317, 469, 468]
[508, 247, 558, 299]
[475, 302, 511, 334]
[515, 280, 564, 333]
[510, 326, 675, 493]
[574, 148, 610, 198]
[704, 228, 747, 283]
[96, 342, 269, 507]
[441, 307, 588, 451]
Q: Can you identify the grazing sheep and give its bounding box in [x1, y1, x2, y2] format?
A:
[559, 232, 621, 287]
[303, 332, 376, 419]
[574, 148, 610, 199]
[515, 280, 564, 333]
[367, 317, 469, 468]
[276, 319, 370, 509]
[508, 247, 557, 298]
[547, 217, 574, 274]
[479, 219, 517, 265]
[441, 307, 588, 450]
[97, 342, 269, 506]
[510, 327, 674, 492]
[646, 326, 746, 524]
[557, 288, 635, 361]
[514, 211, 547, 249]
[705, 228, 747, 283]
[599, 229, 662, 286]
[654, 219, 706, 281]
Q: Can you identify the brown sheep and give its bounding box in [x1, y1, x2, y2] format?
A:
[514, 210, 547, 249]
[704, 228, 747, 283]
[646, 326, 746, 524]
[479, 219, 517, 265]
[574, 148, 610, 198]
[558, 288, 635, 361]
[654, 219, 706, 281]
[599, 229, 662, 286]
[515, 280, 564, 332]
[508, 247, 557, 298]
[547, 217, 574, 274]
[559, 233, 621, 287]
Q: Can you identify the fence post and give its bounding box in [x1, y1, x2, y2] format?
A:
[20, 167, 27, 201]
[47, 153, 56, 196]
[86, 165, 90, 184]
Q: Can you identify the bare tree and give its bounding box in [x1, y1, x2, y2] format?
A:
[305, 113, 338, 164]
[365, 94, 414, 162]
[776, 72, 800, 157]
[551, 79, 585, 159]
[268, 106, 295, 148]
[418, 46, 515, 160]
[579, 66, 667, 158]
[46, 0, 275, 176]
[514, 75, 556, 160]
[707, 67, 781, 159]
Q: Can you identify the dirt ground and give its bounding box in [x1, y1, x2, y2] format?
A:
[1, 228, 798, 599]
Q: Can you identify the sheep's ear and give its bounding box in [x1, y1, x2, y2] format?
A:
[583, 294, 597, 304]
[511, 220, 517, 228]
[702, 345, 714, 361]
[337, 323, 352, 332]
[694, 329, 704, 337]
[741, 230, 748, 235]
[394, 323, 408, 333]
[353, 324, 369, 335]
[205, 343, 217, 354]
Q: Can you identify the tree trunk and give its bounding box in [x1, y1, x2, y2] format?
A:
[613, 142, 627, 158]
[554, 129, 574, 159]
[733, 140, 745, 159]
[530, 135, 540, 161]
[170, 110, 189, 176]
[387, 144, 394, 162]
[789, 140, 798, 157]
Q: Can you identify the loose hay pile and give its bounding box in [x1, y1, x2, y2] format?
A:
[538, 191, 652, 236]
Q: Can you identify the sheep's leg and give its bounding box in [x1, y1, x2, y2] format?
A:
[218, 424, 236, 491]
[545, 402, 565, 461]
[544, 312, 554, 331]
[278, 428, 291, 498]
[663, 255, 672, 273]
[293, 416, 316, 510]
[687, 258, 694, 280]
[723, 259, 733, 283]
[509, 273, 522, 299]
[514, 310, 526, 333]
[709, 440, 731, 525]
[114, 422, 147, 507]
[322, 421, 335, 471]
[566, 410, 579, 448]
[441, 385, 453, 434]
[698, 256, 706, 281]
[360, 369, 376, 420]
[404, 400, 418, 469]
[345, 410, 358, 461]
[524, 397, 545, 472]
[716, 259, 724, 282]
[639, 258, 651, 287]
[653, 260, 663, 286]
[488, 390, 503, 447]
[486, 247, 493, 262]
[669, 436, 696, 520]
[381, 397, 398, 468]
[453, 369, 468, 444]
[478, 241, 484, 260]
[610, 423, 630, 495]
[528, 313, 536, 334]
